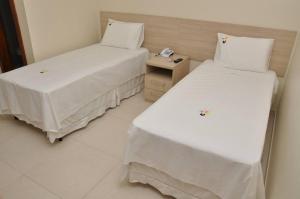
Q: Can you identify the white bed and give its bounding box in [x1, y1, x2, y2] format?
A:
[124, 60, 278, 199]
[0, 44, 148, 142]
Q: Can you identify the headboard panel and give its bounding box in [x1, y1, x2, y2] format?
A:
[100, 11, 297, 77]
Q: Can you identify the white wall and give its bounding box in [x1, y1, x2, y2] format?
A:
[267, 37, 300, 199]
[20, 0, 100, 61]
[16, 0, 300, 62]
[97, 0, 299, 30]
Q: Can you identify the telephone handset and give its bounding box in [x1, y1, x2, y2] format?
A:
[160, 48, 174, 57]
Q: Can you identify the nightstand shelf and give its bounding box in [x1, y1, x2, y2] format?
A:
[144, 54, 190, 102]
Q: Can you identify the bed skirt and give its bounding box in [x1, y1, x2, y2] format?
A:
[15, 75, 144, 143]
[128, 162, 220, 199]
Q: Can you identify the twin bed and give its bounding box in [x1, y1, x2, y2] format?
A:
[0, 19, 148, 142]
[0, 45, 148, 142]
[125, 60, 277, 199]
[0, 11, 297, 199]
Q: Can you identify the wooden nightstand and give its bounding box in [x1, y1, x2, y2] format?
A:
[144, 54, 190, 102]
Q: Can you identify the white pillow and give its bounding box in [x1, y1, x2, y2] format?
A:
[100, 19, 144, 49]
[214, 33, 274, 73]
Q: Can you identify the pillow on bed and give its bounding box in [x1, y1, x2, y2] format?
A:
[100, 19, 144, 49]
[214, 33, 274, 73]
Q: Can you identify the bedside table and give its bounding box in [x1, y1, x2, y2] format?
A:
[144, 54, 190, 102]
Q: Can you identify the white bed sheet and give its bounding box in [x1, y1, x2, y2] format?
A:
[124, 60, 277, 199]
[0, 45, 148, 140]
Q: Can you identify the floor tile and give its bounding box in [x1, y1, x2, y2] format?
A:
[0, 93, 161, 199]
[0, 161, 21, 190]
[0, 116, 26, 145]
[84, 165, 169, 199]
[70, 114, 131, 159]
[0, 176, 59, 199]
[0, 127, 75, 173]
[26, 141, 118, 199]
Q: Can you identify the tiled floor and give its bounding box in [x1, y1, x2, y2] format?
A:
[0, 93, 170, 199]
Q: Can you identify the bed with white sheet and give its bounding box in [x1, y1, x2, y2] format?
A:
[125, 46, 277, 199]
[124, 58, 278, 199]
[0, 19, 148, 143]
[123, 32, 281, 199]
[0, 44, 148, 142]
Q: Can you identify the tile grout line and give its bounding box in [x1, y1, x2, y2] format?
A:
[20, 138, 120, 199]
[0, 173, 23, 194]
[0, 158, 23, 176]
[0, 174, 62, 199]
[81, 162, 121, 199]
[24, 174, 63, 199]
[70, 137, 122, 162]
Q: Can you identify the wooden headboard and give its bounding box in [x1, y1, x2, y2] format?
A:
[100, 11, 297, 77]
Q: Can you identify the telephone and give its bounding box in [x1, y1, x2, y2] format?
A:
[160, 48, 174, 57]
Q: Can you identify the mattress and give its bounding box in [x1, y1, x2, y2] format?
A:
[0, 44, 148, 142]
[124, 60, 278, 199]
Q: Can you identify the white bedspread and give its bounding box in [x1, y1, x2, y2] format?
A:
[124, 60, 277, 199]
[0, 45, 148, 135]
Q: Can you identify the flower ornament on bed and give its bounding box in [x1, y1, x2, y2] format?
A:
[200, 109, 209, 117]
[222, 36, 229, 44]
[40, 70, 48, 74]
